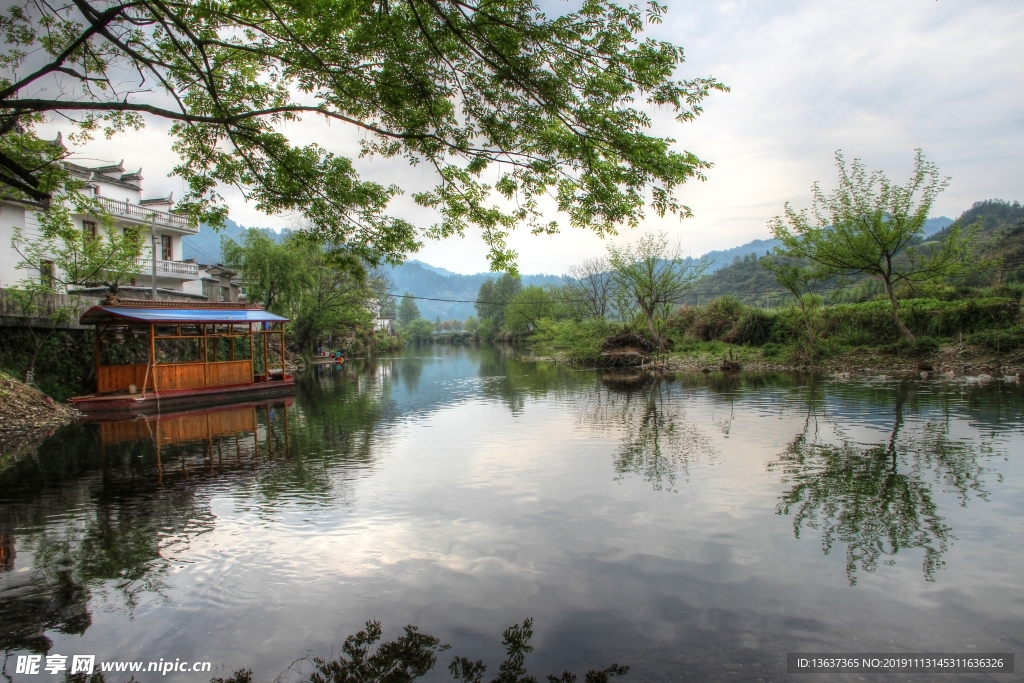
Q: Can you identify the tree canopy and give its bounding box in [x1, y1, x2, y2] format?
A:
[606, 231, 706, 347]
[222, 229, 386, 351]
[769, 150, 977, 343]
[0, 0, 726, 269]
[474, 272, 521, 328]
[503, 285, 553, 333]
[222, 229, 303, 312]
[397, 293, 421, 327]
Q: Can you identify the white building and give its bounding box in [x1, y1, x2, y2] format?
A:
[0, 152, 203, 297]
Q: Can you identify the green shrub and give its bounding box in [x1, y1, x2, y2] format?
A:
[968, 325, 1024, 352]
[476, 317, 497, 341]
[817, 337, 844, 358]
[529, 317, 611, 362]
[688, 296, 745, 341]
[901, 297, 1019, 337]
[768, 306, 811, 345]
[821, 300, 900, 341]
[733, 308, 775, 346]
[911, 336, 939, 355]
[402, 318, 436, 344]
[833, 321, 872, 347]
[761, 342, 782, 358]
[666, 305, 697, 333]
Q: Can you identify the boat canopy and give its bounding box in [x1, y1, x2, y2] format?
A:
[81, 306, 289, 325]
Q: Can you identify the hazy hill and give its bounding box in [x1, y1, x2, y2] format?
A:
[695, 217, 950, 274]
[182, 214, 958, 317]
[699, 239, 780, 273]
[693, 210, 998, 304]
[181, 218, 285, 263]
[387, 261, 564, 320]
[932, 199, 1024, 241]
[933, 199, 1024, 285]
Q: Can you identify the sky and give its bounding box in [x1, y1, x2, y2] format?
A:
[43, 0, 1024, 275]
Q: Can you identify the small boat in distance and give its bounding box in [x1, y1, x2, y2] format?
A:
[69, 300, 294, 415]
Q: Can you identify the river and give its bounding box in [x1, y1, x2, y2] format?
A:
[1, 345, 1023, 682]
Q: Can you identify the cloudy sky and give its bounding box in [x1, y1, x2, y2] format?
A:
[45, 0, 1024, 275]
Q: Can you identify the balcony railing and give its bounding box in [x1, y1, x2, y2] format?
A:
[134, 257, 200, 278]
[98, 197, 197, 233]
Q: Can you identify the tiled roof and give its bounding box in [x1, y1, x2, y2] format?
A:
[140, 192, 174, 205]
[89, 160, 125, 174]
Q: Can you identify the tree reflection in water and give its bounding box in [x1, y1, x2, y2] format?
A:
[577, 373, 715, 492]
[478, 347, 582, 415]
[0, 361, 398, 653]
[768, 380, 992, 585]
[0, 398, 308, 653]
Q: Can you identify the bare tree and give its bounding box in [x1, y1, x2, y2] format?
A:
[564, 257, 614, 320]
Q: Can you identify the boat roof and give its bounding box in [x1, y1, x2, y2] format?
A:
[81, 306, 289, 325]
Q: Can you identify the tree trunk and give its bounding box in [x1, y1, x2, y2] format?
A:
[796, 298, 816, 359]
[804, 316, 816, 358]
[883, 277, 915, 343]
[641, 305, 662, 350]
[24, 329, 42, 385]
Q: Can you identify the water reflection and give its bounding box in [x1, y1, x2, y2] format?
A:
[767, 379, 993, 585]
[478, 347, 585, 414]
[0, 350, 1021, 681]
[0, 401, 295, 653]
[576, 374, 715, 491]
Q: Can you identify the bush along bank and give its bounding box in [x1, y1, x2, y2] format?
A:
[525, 287, 1024, 376]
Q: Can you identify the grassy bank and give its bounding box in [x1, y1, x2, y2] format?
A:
[526, 287, 1024, 375]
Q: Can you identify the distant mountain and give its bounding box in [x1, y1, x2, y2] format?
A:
[931, 201, 1023, 241]
[181, 218, 285, 264]
[931, 200, 1024, 286]
[404, 260, 461, 277]
[697, 217, 952, 274]
[386, 261, 564, 321]
[923, 216, 954, 235]
[183, 214, 957, 318]
[699, 238, 782, 273]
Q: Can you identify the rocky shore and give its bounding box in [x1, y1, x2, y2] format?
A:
[0, 372, 80, 467]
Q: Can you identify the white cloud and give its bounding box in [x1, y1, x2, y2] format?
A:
[39, 0, 1024, 274]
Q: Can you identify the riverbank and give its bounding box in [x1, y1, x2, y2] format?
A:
[519, 289, 1024, 379]
[0, 371, 80, 467]
[529, 339, 1024, 378]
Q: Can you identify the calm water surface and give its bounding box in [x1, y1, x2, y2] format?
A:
[2, 346, 1023, 682]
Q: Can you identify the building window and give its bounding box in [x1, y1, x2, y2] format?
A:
[82, 220, 97, 240]
[160, 234, 172, 261]
[219, 286, 229, 302]
[39, 260, 55, 289]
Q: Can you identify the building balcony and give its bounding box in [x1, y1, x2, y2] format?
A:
[134, 257, 201, 279]
[98, 197, 198, 234]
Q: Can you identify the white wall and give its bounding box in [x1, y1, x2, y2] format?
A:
[92, 179, 141, 203]
[0, 202, 30, 288]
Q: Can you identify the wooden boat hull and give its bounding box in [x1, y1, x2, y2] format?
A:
[69, 378, 296, 416]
